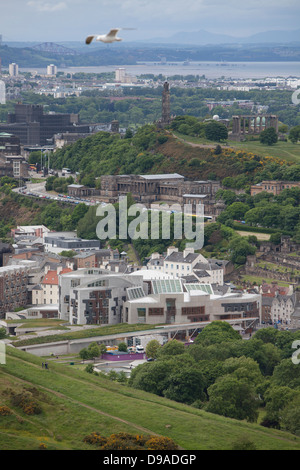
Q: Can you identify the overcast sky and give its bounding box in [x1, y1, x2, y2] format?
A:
[1, 0, 300, 43]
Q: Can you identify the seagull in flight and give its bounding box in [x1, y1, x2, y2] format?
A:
[85, 28, 135, 44]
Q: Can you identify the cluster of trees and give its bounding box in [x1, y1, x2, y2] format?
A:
[3, 188, 89, 233]
[45, 175, 74, 194]
[171, 115, 228, 142]
[216, 187, 300, 239]
[50, 125, 166, 181]
[129, 322, 300, 434]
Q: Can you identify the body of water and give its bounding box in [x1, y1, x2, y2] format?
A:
[21, 61, 300, 80]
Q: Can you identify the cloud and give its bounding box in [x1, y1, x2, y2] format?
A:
[27, 1, 67, 12]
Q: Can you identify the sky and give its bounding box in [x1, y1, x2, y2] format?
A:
[1, 0, 300, 43]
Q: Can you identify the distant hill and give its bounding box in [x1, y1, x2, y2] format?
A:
[1, 36, 300, 68]
[145, 28, 300, 45]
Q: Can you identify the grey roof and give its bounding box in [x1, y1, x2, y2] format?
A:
[181, 275, 199, 283]
[165, 252, 200, 263]
[194, 270, 210, 278]
[262, 296, 274, 306]
[140, 173, 184, 180]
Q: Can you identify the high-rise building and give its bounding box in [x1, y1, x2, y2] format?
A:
[115, 67, 126, 82]
[0, 80, 5, 104]
[47, 64, 57, 76]
[9, 63, 19, 77]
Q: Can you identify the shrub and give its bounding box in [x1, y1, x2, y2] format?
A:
[146, 436, 179, 450]
[231, 436, 257, 450]
[10, 390, 42, 415]
[83, 432, 178, 450]
[0, 405, 12, 416]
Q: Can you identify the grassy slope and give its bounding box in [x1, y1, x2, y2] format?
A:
[1, 347, 300, 450]
[171, 131, 300, 164]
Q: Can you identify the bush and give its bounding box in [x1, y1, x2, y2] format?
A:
[231, 436, 257, 450]
[0, 405, 12, 416]
[10, 390, 42, 415]
[146, 436, 179, 450]
[83, 432, 178, 450]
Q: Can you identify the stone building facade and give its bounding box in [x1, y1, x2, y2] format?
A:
[251, 180, 300, 196]
[98, 173, 222, 217]
[231, 114, 278, 141]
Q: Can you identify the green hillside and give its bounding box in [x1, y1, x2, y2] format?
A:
[1, 347, 299, 450]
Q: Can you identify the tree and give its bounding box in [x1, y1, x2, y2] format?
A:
[259, 127, 278, 146]
[87, 342, 101, 361]
[157, 339, 185, 357]
[289, 125, 300, 144]
[118, 342, 128, 352]
[205, 375, 259, 422]
[280, 396, 300, 436]
[163, 368, 206, 404]
[0, 327, 6, 340]
[205, 121, 228, 142]
[271, 358, 300, 389]
[195, 321, 242, 346]
[145, 339, 161, 359]
[222, 356, 264, 387]
[263, 386, 300, 428]
[228, 236, 256, 264]
[79, 348, 90, 362]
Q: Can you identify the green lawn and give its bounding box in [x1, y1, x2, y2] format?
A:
[239, 274, 291, 287]
[172, 131, 300, 164]
[1, 347, 300, 450]
[227, 139, 300, 164]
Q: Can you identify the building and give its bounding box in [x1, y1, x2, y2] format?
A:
[115, 68, 126, 82]
[32, 266, 72, 306]
[0, 103, 90, 146]
[59, 268, 144, 325]
[0, 80, 5, 104]
[123, 273, 261, 330]
[67, 184, 92, 198]
[11, 225, 50, 239]
[251, 180, 300, 196]
[43, 233, 101, 254]
[98, 173, 222, 217]
[46, 64, 57, 76]
[54, 132, 91, 149]
[231, 114, 278, 141]
[0, 265, 30, 318]
[0, 154, 29, 179]
[147, 247, 225, 285]
[73, 249, 114, 269]
[0, 132, 20, 155]
[9, 63, 18, 77]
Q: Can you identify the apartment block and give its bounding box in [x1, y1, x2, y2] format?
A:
[0, 265, 29, 318]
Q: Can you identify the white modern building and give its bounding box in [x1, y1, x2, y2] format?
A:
[47, 64, 57, 76]
[59, 268, 144, 325]
[124, 275, 261, 331]
[0, 80, 5, 104]
[9, 63, 18, 77]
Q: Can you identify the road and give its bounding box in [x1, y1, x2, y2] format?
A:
[13, 177, 99, 207]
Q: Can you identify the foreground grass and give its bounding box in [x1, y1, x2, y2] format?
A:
[0, 347, 299, 450]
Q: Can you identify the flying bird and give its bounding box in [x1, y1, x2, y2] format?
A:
[85, 28, 135, 45]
